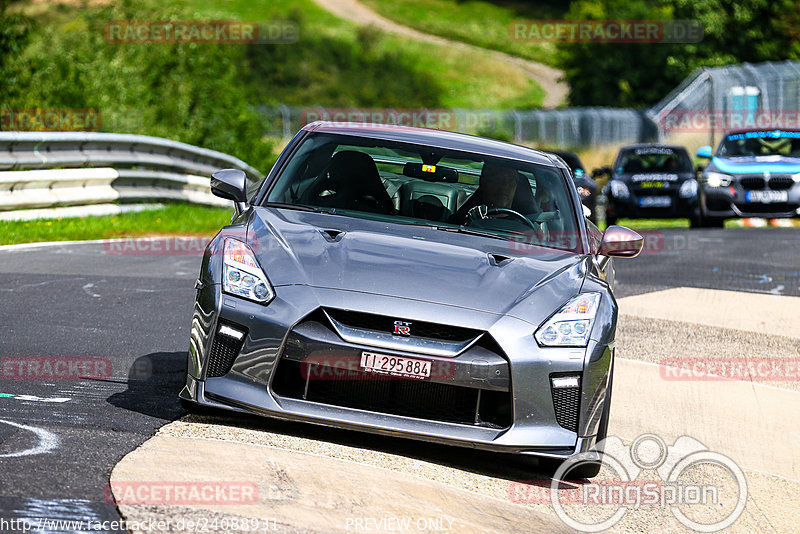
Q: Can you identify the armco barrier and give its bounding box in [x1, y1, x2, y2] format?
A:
[0, 132, 263, 213]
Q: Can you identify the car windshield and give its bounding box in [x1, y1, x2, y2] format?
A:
[264, 132, 581, 252]
[616, 146, 692, 173]
[717, 130, 800, 158]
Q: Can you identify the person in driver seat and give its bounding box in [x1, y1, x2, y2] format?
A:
[451, 161, 539, 223]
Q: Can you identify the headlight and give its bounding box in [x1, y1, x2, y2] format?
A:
[222, 238, 275, 304]
[609, 180, 629, 199]
[534, 293, 601, 347]
[576, 186, 591, 198]
[792, 173, 800, 183]
[679, 179, 698, 198]
[704, 171, 732, 188]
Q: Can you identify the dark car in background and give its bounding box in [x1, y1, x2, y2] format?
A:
[597, 144, 698, 226]
[549, 150, 599, 223]
[695, 128, 800, 227]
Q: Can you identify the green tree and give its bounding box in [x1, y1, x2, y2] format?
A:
[0, 1, 31, 101]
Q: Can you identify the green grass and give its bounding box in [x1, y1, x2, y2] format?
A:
[361, 0, 566, 66]
[0, 204, 233, 246]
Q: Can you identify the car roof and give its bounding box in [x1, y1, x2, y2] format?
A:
[722, 127, 800, 136]
[618, 143, 688, 152]
[303, 121, 563, 169]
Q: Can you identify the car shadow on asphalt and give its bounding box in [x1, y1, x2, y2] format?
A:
[106, 351, 188, 422]
[182, 407, 562, 485]
[107, 352, 575, 486]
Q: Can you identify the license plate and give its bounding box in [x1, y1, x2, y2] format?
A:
[746, 190, 788, 203]
[360, 352, 431, 379]
[640, 181, 664, 188]
[639, 196, 672, 208]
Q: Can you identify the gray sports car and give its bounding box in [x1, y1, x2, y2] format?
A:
[180, 122, 643, 477]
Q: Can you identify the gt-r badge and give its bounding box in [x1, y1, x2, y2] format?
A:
[393, 321, 411, 336]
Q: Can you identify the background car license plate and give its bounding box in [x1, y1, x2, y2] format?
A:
[639, 196, 672, 207]
[640, 181, 664, 188]
[746, 190, 789, 203]
[360, 352, 431, 379]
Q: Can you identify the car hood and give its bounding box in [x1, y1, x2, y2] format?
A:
[248, 207, 586, 316]
[710, 156, 800, 174]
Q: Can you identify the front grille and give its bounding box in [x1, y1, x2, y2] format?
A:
[740, 176, 765, 190]
[551, 375, 581, 433]
[206, 321, 246, 378]
[735, 202, 796, 214]
[272, 359, 512, 428]
[326, 309, 480, 343]
[769, 176, 794, 190]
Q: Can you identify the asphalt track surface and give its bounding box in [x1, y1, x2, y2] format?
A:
[0, 227, 797, 532]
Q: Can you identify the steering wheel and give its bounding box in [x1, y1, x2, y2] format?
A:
[465, 205, 538, 231]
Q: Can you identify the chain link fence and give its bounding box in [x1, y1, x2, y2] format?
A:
[259, 60, 800, 150]
[648, 60, 800, 146]
[257, 105, 657, 149]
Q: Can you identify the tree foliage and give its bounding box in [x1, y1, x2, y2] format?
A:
[559, 0, 800, 107]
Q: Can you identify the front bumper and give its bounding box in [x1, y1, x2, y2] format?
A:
[701, 184, 800, 218]
[181, 282, 616, 459]
[607, 188, 695, 219]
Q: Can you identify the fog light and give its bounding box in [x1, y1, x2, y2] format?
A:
[218, 324, 245, 340]
[551, 376, 580, 389]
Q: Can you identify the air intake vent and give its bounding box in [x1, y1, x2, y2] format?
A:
[550, 374, 581, 432]
[206, 321, 247, 378]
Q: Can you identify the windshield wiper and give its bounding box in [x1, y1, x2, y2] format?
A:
[433, 225, 505, 240]
[264, 202, 336, 214]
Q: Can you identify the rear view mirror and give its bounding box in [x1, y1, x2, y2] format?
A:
[696, 146, 713, 159]
[599, 225, 643, 257]
[403, 162, 459, 183]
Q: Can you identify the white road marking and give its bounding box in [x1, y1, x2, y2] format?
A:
[0, 419, 60, 457]
[82, 282, 101, 298]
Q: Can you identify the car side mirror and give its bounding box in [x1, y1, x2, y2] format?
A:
[696, 146, 712, 159]
[599, 225, 643, 257]
[211, 169, 249, 215]
[591, 166, 610, 178]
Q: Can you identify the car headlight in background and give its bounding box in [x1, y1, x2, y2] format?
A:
[704, 171, 732, 188]
[223, 238, 275, 304]
[535, 293, 601, 347]
[679, 178, 698, 198]
[609, 180, 629, 199]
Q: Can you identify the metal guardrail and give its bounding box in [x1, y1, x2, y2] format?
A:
[0, 132, 263, 214]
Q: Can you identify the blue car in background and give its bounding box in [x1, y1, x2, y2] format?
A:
[695, 129, 800, 227]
